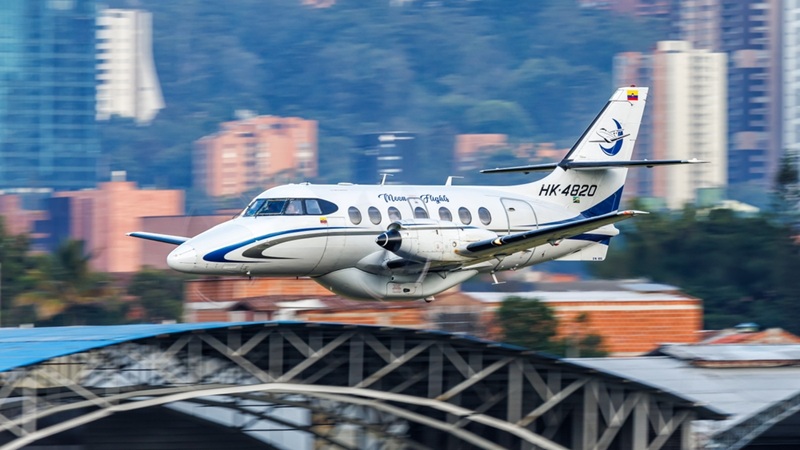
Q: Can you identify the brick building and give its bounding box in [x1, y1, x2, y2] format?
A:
[184, 278, 702, 356]
[27, 179, 184, 273]
[194, 115, 317, 198]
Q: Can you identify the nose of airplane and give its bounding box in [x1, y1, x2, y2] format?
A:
[168, 244, 198, 272]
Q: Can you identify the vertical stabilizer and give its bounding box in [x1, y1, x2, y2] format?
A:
[527, 87, 649, 217]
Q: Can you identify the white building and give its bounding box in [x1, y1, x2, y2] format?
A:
[96, 8, 164, 125]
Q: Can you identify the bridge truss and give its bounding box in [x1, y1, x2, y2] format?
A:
[0, 322, 721, 449]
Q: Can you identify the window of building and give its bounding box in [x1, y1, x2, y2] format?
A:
[458, 207, 472, 225]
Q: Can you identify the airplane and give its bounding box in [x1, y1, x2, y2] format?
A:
[128, 86, 704, 302]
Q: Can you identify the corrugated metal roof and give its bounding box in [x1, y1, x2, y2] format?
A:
[568, 356, 800, 431]
[659, 344, 800, 362]
[0, 322, 250, 373]
[466, 291, 693, 303]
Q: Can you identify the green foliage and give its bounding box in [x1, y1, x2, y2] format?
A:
[496, 296, 607, 357]
[13, 240, 123, 326]
[98, 0, 668, 196]
[592, 208, 800, 333]
[497, 296, 558, 352]
[127, 268, 186, 323]
[772, 152, 800, 223]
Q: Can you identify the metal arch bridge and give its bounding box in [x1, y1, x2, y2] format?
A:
[0, 322, 722, 450]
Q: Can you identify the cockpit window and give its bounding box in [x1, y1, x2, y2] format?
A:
[285, 199, 303, 215]
[243, 198, 339, 217]
[242, 199, 266, 217]
[256, 199, 288, 216]
[305, 199, 323, 215]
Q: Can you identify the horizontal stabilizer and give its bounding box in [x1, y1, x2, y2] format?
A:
[481, 158, 708, 174]
[456, 210, 646, 258]
[127, 231, 189, 246]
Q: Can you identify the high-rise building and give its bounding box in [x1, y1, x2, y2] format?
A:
[719, 0, 782, 188]
[667, 0, 722, 50]
[0, 0, 101, 191]
[784, 1, 800, 165]
[614, 41, 727, 209]
[652, 41, 727, 209]
[670, 0, 782, 188]
[614, 52, 655, 203]
[96, 8, 164, 125]
[194, 115, 318, 198]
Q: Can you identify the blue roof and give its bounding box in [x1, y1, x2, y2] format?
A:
[0, 321, 522, 373]
[0, 322, 249, 373]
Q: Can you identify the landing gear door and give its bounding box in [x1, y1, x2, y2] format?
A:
[501, 198, 537, 234]
[407, 197, 429, 219]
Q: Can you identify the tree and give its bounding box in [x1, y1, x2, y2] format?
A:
[772, 152, 800, 223]
[496, 296, 607, 357]
[591, 208, 800, 333]
[497, 296, 559, 353]
[13, 240, 123, 325]
[0, 218, 38, 325]
[127, 268, 186, 323]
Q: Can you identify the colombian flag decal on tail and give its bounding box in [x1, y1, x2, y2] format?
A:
[627, 89, 639, 101]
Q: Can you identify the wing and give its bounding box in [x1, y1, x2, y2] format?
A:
[480, 159, 708, 174]
[455, 210, 645, 260]
[127, 231, 189, 246]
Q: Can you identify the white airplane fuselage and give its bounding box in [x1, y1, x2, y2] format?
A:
[166, 179, 619, 300]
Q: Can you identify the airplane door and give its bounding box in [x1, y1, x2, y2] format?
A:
[407, 197, 429, 219]
[501, 198, 537, 234]
[313, 215, 347, 274]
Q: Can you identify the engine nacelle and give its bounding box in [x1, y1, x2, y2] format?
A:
[375, 219, 497, 263]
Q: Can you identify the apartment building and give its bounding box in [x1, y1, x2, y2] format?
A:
[194, 116, 318, 197]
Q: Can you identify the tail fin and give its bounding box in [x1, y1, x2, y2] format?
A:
[525, 87, 649, 217]
[561, 86, 648, 164]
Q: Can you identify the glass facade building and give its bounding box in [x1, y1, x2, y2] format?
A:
[0, 0, 99, 191]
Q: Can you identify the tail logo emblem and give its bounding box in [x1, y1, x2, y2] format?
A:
[596, 119, 628, 156]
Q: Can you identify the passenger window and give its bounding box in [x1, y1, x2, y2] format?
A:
[458, 207, 472, 225]
[438, 207, 452, 222]
[368, 206, 382, 225]
[285, 199, 303, 215]
[414, 206, 428, 219]
[478, 207, 492, 225]
[305, 199, 323, 215]
[388, 206, 402, 221]
[348, 206, 362, 225]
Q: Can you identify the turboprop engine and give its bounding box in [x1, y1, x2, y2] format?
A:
[375, 219, 497, 263]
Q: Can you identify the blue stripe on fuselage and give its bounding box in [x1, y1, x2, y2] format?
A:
[203, 226, 352, 263]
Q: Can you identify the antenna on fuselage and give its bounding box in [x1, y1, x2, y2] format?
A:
[380, 173, 393, 185]
[445, 176, 463, 186]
